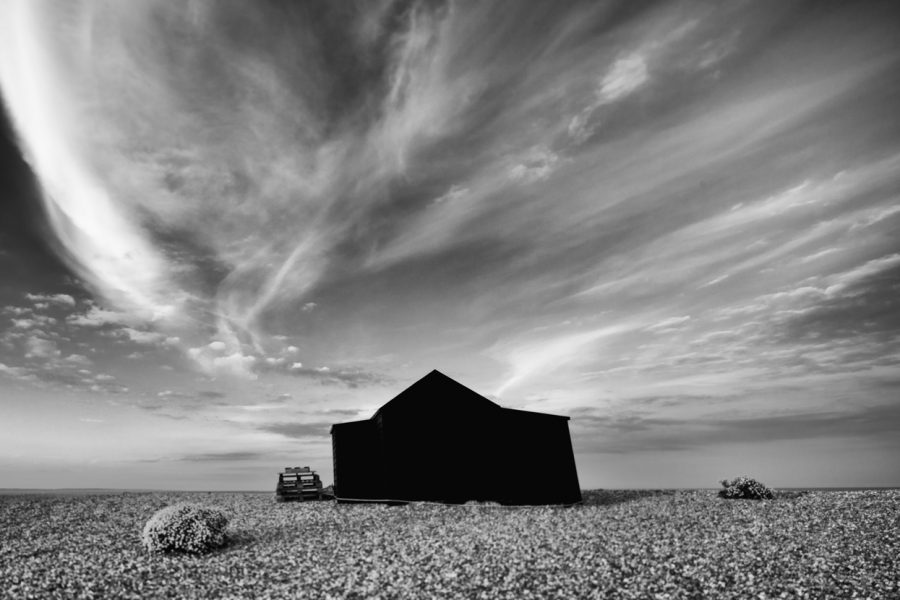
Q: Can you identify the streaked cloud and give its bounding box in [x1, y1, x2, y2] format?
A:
[599, 53, 649, 102]
[576, 400, 900, 454]
[258, 422, 332, 440]
[26, 292, 75, 307]
[493, 324, 635, 397]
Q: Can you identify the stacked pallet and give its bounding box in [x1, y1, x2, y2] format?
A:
[275, 466, 324, 502]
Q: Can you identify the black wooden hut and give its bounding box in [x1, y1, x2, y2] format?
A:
[330, 370, 581, 505]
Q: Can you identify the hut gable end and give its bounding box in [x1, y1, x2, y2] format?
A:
[331, 370, 582, 505]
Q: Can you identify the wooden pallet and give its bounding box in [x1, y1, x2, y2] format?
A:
[275, 466, 324, 502]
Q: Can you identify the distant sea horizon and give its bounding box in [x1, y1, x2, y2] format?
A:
[2, 486, 898, 495]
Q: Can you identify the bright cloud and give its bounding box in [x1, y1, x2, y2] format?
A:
[598, 53, 649, 102]
[0, 1, 179, 320]
[494, 325, 635, 397]
[26, 293, 75, 307]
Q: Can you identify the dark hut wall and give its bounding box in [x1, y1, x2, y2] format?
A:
[331, 419, 383, 499]
[497, 411, 581, 505]
[378, 402, 503, 503]
[330, 371, 582, 505]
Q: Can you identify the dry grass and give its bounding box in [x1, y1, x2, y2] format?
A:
[1, 489, 897, 599]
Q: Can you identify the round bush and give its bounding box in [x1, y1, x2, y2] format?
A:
[141, 503, 229, 554]
[718, 476, 774, 500]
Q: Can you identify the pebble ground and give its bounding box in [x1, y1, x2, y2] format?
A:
[1, 489, 897, 599]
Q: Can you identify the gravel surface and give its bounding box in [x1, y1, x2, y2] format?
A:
[1, 490, 897, 599]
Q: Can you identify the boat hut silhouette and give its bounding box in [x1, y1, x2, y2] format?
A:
[330, 370, 581, 505]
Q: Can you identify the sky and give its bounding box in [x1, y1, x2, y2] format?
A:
[1, 0, 899, 491]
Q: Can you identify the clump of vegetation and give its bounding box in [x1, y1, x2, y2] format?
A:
[141, 502, 229, 554]
[718, 476, 775, 500]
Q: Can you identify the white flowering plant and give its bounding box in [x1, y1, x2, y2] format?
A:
[718, 476, 775, 500]
[141, 502, 229, 554]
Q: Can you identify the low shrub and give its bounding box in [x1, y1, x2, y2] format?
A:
[718, 476, 774, 500]
[141, 502, 229, 554]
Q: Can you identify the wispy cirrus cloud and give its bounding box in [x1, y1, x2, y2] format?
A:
[0, 0, 775, 372]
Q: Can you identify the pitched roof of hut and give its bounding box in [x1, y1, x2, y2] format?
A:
[373, 369, 569, 420]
